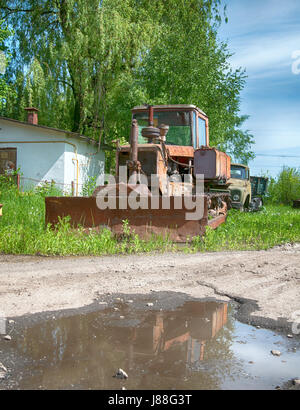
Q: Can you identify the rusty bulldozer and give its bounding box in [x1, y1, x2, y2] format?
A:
[46, 105, 231, 242]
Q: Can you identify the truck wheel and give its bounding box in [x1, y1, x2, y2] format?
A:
[244, 196, 250, 211]
[256, 198, 263, 209]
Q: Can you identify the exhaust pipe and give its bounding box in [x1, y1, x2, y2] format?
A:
[129, 119, 140, 183]
[148, 105, 154, 126]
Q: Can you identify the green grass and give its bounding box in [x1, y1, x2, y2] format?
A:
[189, 204, 300, 252]
[0, 182, 175, 255]
[267, 167, 300, 205]
[1, 181, 300, 256]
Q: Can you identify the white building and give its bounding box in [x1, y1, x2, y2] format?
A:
[0, 108, 109, 195]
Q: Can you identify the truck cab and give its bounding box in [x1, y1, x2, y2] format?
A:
[250, 176, 268, 211]
[229, 164, 251, 211]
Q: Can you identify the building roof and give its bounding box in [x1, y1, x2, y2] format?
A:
[0, 116, 113, 151]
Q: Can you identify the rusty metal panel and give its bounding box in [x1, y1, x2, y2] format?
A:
[194, 147, 231, 181]
[167, 145, 194, 158]
[120, 144, 161, 153]
[194, 148, 216, 179]
[207, 214, 227, 229]
[119, 143, 194, 160]
[45, 196, 212, 242]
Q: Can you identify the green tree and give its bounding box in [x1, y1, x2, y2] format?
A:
[0, 19, 13, 109]
[137, 0, 254, 164]
[268, 167, 300, 205]
[1, 0, 254, 166]
[0, 0, 158, 135]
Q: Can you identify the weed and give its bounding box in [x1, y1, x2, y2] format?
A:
[82, 176, 97, 197]
[0, 183, 173, 255]
[267, 167, 300, 205]
[188, 206, 300, 252]
[0, 178, 299, 256]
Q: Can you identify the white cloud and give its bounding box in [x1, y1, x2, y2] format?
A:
[220, 0, 300, 77]
[229, 32, 300, 76]
[218, 0, 300, 157]
[222, 0, 300, 36]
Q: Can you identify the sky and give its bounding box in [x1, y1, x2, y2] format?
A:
[218, 0, 300, 177]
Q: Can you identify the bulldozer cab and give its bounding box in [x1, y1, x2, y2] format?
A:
[132, 105, 209, 149]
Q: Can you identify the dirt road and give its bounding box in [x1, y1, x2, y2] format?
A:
[1, 244, 300, 331]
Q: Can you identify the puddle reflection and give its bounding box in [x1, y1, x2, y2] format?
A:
[5, 298, 299, 390]
[11, 300, 236, 389]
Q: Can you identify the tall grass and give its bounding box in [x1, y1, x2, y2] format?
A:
[267, 167, 300, 205]
[1, 177, 300, 256]
[189, 205, 300, 252]
[0, 179, 174, 255]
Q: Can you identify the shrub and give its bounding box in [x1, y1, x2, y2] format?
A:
[82, 176, 97, 197]
[267, 167, 300, 205]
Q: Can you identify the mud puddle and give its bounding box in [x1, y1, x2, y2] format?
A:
[1, 293, 300, 390]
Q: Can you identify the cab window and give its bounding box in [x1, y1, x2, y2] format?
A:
[198, 116, 206, 146]
[231, 165, 248, 180]
[133, 111, 192, 146]
[193, 112, 197, 148]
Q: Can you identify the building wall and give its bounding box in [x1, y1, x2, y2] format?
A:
[63, 140, 105, 195]
[0, 119, 105, 195]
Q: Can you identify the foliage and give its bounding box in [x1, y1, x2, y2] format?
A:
[82, 175, 97, 197]
[0, 180, 175, 255]
[0, 0, 159, 133]
[137, 0, 254, 163]
[267, 167, 300, 205]
[0, 175, 299, 255]
[189, 205, 300, 252]
[221, 115, 254, 164]
[0, 19, 13, 108]
[34, 180, 62, 197]
[0, 0, 254, 167]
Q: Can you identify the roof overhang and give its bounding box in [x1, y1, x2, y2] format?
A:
[231, 163, 249, 169]
[0, 116, 113, 151]
[132, 104, 207, 118]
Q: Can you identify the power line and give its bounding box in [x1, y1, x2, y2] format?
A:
[255, 154, 300, 158]
[251, 165, 296, 169]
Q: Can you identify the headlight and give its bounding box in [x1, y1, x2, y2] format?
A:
[233, 194, 240, 201]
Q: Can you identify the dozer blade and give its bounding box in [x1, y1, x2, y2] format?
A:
[45, 194, 228, 243]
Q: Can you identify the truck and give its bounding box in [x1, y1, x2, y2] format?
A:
[250, 176, 268, 211]
[228, 163, 251, 211]
[229, 163, 268, 211]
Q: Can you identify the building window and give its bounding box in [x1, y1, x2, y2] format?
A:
[0, 148, 17, 175]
